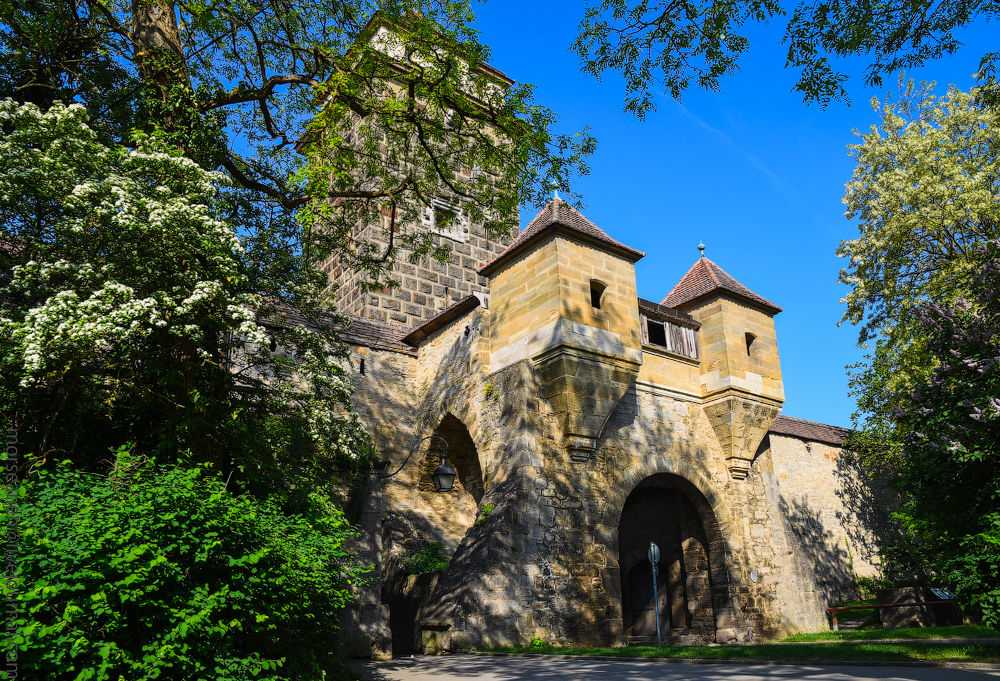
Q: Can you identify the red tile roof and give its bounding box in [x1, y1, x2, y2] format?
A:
[661, 257, 782, 314]
[479, 198, 644, 277]
[768, 415, 851, 446]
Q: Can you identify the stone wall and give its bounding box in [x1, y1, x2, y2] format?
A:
[337, 313, 889, 655]
[335, 278, 887, 657]
[765, 433, 882, 605]
[325, 211, 510, 328]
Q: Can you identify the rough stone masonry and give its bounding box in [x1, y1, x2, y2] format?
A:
[328, 197, 882, 658]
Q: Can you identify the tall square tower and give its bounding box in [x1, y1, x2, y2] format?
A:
[322, 191, 512, 327]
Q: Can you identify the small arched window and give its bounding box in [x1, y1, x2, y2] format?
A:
[745, 332, 756, 356]
[590, 280, 607, 310]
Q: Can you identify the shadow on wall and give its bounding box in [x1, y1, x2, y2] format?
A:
[384, 413, 484, 654]
[833, 447, 920, 582]
[778, 494, 856, 606]
[417, 473, 526, 650]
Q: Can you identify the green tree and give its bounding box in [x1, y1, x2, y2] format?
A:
[890, 240, 1000, 625]
[0, 1, 594, 278]
[839, 82, 1000, 446]
[11, 455, 363, 680]
[571, 0, 999, 114]
[0, 100, 373, 498]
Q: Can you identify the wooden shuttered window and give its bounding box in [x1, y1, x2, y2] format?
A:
[641, 314, 699, 360]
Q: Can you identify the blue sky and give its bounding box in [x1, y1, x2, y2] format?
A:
[469, 2, 995, 428]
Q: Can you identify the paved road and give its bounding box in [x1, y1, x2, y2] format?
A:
[351, 655, 1000, 681]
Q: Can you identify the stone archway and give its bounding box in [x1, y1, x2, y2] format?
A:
[419, 413, 485, 503]
[385, 413, 485, 654]
[617, 474, 721, 643]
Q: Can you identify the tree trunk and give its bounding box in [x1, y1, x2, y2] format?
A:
[132, 0, 186, 89]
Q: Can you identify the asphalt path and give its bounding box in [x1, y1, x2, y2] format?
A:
[350, 655, 1000, 681]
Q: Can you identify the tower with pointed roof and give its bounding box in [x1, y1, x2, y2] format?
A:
[661, 254, 784, 479]
[480, 197, 646, 462]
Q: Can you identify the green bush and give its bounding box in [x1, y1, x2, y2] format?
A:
[8, 457, 364, 680]
[400, 542, 449, 575]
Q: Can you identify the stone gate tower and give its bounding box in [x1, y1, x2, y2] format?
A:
[661, 253, 784, 479]
[326, 197, 878, 658]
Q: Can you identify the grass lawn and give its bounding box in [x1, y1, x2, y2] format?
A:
[782, 625, 1000, 642]
[481, 638, 1000, 664]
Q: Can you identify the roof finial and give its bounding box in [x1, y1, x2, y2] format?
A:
[553, 188, 560, 200]
[698, 240, 706, 258]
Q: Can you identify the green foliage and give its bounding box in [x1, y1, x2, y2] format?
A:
[400, 542, 450, 575]
[483, 383, 499, 400]
[838, 85, 1000, 624]
[473, 502, 494, 527]
[0, 1, 595, 295]
[783, 0, 1000, 106]
[573, 0, 783, 118]
[572, 0, 999, 111]
[529, 636, 546, 648]
[0, 100, 375, 483]
[889, 241, 1000, 627]
[840, 82, 1000, 453]
[839, 82, 1000, 345]
[783, 625, 1000, 642]
[7, 453, 364, 680]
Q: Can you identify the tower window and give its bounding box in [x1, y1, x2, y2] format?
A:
[590, 280, 607, 309]
[640, 313, 700, 360]
[745, 332, 756, 356]
[420, 198, 468, 241]
[359, 358, 366, 375]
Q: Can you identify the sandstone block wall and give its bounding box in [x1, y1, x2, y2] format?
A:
[337, 311, 884, 657]
[765, 433, 881, 604]
[335, 243, 883, 656]
[689, 296, 784, 403]
[325, 217, 510, 328]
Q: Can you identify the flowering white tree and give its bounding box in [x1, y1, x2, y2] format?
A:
[840, 82, 1000, 339]
[835, 84, 1000, 589]
[0, 100, 374, 482]
[836, 83, 1000, 446]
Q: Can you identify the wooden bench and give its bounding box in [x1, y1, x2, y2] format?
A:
[826, 601, 955, 631]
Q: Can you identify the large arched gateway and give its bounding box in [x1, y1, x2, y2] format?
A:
[617, 474, 729, 643]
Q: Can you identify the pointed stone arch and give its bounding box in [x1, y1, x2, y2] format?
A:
[420, 413, 485, 503]
[609, 467, 745, 644]
[385, 412, 486, 655]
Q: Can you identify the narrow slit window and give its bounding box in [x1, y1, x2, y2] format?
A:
[359, 358, 366, 375]
[745, 332, 756, 356]
[590, 280, 607, 309]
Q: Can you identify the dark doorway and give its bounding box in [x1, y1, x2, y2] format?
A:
[628, 562, 668, 635]
[618, 475, 717, 640]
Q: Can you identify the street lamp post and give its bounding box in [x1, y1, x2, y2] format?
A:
[382, 435, 457, 492]
[648, 542, 662, 647]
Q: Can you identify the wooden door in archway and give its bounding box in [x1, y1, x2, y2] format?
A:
[627, 562, 668, 636]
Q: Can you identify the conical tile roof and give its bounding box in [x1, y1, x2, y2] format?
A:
[662, 256, 781, 314]
[479, 198, 644, 277]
